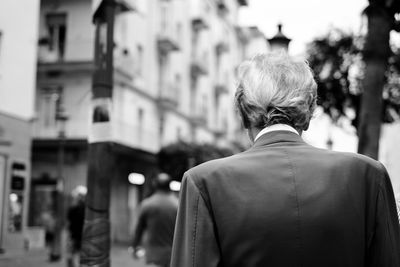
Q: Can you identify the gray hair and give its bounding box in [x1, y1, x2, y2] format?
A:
[234, 52, 317, 131]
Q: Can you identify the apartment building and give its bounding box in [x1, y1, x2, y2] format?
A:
[30, 0, 265, 243]
[0, 0, 40, 253]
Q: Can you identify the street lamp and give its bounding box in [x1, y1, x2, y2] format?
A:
[80, 1, 133, 267]
[267, 23, 291, 52]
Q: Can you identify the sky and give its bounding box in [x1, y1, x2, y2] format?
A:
[239, 0, 368, 56]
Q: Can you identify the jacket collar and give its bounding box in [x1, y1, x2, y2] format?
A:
[252, 130, 306, 148]
[254, 124, 299, 142]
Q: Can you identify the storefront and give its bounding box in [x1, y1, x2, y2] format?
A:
[0, 113, 31, 253]
[30, 139, 157, 244]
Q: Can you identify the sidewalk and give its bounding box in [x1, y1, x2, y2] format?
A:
[0, 245, 148, 267]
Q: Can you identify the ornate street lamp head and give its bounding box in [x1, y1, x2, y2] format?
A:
[267, 23, 291, 52]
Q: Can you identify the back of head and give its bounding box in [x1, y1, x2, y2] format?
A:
[154, 173, 171, 192]
[234, 52, 317, 132]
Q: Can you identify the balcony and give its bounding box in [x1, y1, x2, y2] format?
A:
[214, 127, 228, 138]
[217, 0, 229, 15]
[157, 84, 179, 110]
[215, 41, 229, 55]
[215, 68, 230, 96]
[112, 119, 159, 153]
[192, 18, 209, 32]
[157, 22, 180, 54]
[215, 84, 229, 96]
[191, 0, 209, 31]
[191, 114, 207, 126]
[38, 40, 63, 63]
[37, 37, 93, 74]
[191, 58, 208, 78]
[37, 61, 93, 75]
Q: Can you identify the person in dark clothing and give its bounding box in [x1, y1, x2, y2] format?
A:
[131, 173, 178, 267]
[171, 53, 400, 267]
[66, 186, 86, 267]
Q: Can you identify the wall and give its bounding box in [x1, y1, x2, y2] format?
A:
[380, 122, 400, 198]
[33, 72, 92, 139]
[0, 0, 39, 252]
[0, 0, 40, 119]
[38, 0, 94, 62]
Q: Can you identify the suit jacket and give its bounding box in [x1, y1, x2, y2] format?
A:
[132, 191, 179, 265]
[170, 131, 400, 267]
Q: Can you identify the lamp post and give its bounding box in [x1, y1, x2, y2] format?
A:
[267, 23, 291, 52]
[51, 100, 68, 261]
[80, 1, 133, 267]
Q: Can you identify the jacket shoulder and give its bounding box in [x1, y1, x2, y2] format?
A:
[314, 148, 388, 185]
[183, 152, 246, 186]
[330, 150, 383, 170]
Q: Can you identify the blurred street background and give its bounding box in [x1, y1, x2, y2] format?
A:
[0, 0, 399, 266]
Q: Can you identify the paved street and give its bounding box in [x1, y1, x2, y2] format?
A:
[0, 245, 148, 267]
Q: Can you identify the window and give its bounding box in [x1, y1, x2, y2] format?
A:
[174, 74, 181, 105]
[8, 162, 27, 232]
[160, 4, 168, 32]
[176, 23, 182, 43]
[136, 45, 143, 75]
[40, 86, 63, 128]
[137, 108, 144, 142]
[46, 13, 67, 60]
[202, 94, 208, 120]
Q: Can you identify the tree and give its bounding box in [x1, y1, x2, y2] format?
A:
[358, 0, 400, 159]
[157, 141, 236, 181]
[307, 23, 400, 159]
[307, 29, 361, 126]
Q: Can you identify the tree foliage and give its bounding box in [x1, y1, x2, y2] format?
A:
[306, 29, 400, 129]
[157, 141, 237, 181]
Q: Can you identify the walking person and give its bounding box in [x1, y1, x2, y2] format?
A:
[171, 52, 400, 267]
[66, 186, 86, 267]
[40, 208, 57, 261]
[131, 173, 178, 267]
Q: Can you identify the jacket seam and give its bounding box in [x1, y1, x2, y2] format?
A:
[192, 193, 200, 267]
[284, 149, 303, 265]
[187, 173, 224, 265]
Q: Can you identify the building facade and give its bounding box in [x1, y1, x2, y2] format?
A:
[0, 0, 40, 253]
[30, 0, 265, 244]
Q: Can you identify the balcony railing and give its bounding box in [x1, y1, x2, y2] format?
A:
[157, 20, 180, 54]
[158, 84, 179, 110]
[191, 113, 207, 126]
[215, 41, 229, 55]
[237, 0, 248, 6]
[112, 119, 159, 153]
[33, 117, 159, 153]
[38, 40, 64, 63]
[191, 57, 208, 78]
[191, 0, 209, 31]
[217, 0, 229, 15]
[214, 127, 228, 138]
[215, 84, 229, 96]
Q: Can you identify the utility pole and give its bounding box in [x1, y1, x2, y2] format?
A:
[80, 1, 132, 266]
[51, 93, 68, 262]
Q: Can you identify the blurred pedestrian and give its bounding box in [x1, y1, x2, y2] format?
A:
[131, 173, 178, 267]
[40, 208, 56, 261]
[171, 52, 400, 267]
[66, 186, 86, 267]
